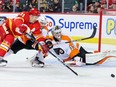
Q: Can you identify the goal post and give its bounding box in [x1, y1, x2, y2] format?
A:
[98, 9, 116, 52]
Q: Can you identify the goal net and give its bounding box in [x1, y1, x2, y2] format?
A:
[98, 9, 116, 52]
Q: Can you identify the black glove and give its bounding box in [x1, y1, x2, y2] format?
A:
[45, 39, 53, 49]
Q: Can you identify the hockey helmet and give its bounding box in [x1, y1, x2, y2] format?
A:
[39, 16, 48, 24]
[29, 8, 40, 16]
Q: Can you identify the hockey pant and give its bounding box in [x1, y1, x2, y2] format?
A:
[74, 46, 92, 63]
[0, 34, 14, 57]
[11, 38, 38, 54]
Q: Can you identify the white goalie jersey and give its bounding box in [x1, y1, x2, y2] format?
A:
[49, 35, 80, 62]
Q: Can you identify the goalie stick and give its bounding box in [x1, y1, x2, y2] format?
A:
[65, 25, 97, 43]
[86, 56, 116, 65]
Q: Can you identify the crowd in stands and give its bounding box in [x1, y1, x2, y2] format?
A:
[87, 0, 116, 14]
[0, 0, 62, 12]
[70, 0, 116, 14]
[0, 0, 116, 14]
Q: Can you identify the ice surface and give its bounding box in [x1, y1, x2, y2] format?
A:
[0, 44, 116, 87]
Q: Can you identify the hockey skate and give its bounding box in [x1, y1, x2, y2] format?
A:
[0, 57, 8, 66]
[27, 51, 45, 68]
[31, 57, 45, 68]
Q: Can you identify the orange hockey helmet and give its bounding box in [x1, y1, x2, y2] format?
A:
[29, 8, 40, 16]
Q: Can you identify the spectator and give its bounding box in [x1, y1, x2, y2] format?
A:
[73, 0, 84, 11]
[0, 0, 3, 12]
[73, 0, 79, 7]
[27, 0, 32, 5]
[15, 2, 22, 12]
[87, 4, 97, 14]
[23, 1, 32, 11]
[94, 1, 101, 7]
[96, 6, 101, 14]
[101, 0, 107, 9]
[30, 0, 38, 8]
[47, 3, 54, 12]
[70, 5, 78, 13]
[11, 0, 20, 3]
[48, 0, 62, 12]
[25, 0, 38, 10]
[101, 0, 112, 6]
[94, 1, 101, 13]
[19, 0, 27, 10]
[109, 0, 116, 9]
[2, 1, 12, 12]
[40, 0, 48, 12]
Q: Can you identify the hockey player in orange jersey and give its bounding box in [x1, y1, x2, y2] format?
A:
[0, 8, 40, 66]
[11, 16, 49, 67]
[45, 25, 92, 66]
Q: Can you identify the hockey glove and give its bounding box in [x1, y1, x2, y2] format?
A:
[37, 37, 49, 54]
[45, 39, 53, 49]
[17, 24, 30, 34]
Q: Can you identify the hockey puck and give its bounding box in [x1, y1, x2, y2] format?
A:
[111, 74, 115, 78]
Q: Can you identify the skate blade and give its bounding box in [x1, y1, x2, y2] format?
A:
[32, 63, 44, 68]
[0, 63, 7, 67]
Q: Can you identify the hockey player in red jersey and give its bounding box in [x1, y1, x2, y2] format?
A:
[0, 8, 40, 66]
[11, 16, 49, 67]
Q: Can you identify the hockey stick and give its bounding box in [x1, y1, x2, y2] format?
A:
[86, 56, 116, 65]
[48, 50, 78, 76]
[65, 26, 97, 43]
[26, 33, 78, 76]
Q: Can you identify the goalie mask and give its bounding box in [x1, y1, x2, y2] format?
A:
[52, 26, 62, 41]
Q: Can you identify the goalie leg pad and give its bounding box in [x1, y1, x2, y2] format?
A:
[86, 49, 116, 64]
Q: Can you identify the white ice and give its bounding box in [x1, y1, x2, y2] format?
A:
[0, 43, 116, 87]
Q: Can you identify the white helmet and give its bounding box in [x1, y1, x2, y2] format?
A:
[38, 16, 48, 24]
[52, 25, 62, 40]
